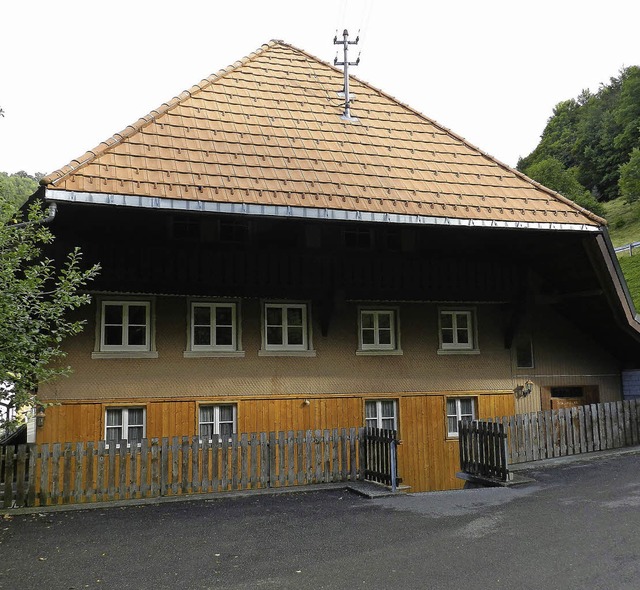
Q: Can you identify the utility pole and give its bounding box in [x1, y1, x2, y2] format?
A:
[333, 29, 360, 121]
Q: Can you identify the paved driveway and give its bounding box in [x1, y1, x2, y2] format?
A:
[2, 452, 640, 590]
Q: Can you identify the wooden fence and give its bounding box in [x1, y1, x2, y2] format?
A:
[459, 400, 640, 482]
[1, 428, 366, 508]
[458, 420, 510, 482]
[362, 427, 400, 488]
[500, 399, 640, 464]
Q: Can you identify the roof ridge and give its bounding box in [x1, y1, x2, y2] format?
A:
[42, 40, 283, 187]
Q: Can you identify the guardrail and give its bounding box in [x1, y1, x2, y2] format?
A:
[614, 241, 640, 256]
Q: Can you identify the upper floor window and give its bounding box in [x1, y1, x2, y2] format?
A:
[199, 404, 237, 442]
[446, 397, 476, 437]
[516, 338, 534, 369]
[100, 301, 151, 352]
[219, 219, 250, 243]
[262, 302, 311, 353]
[438, 308, 478, 353]
[358, 309, 401, 354]
[190, 302, 237, 351]
[365, 400, 398, 431]
[343, 227, 373, 250]
[105, 407, 145, 446]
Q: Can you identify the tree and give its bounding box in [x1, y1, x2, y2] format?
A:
[0, 171, 40, 208]
[523, 157, 605, 217]
[0, 198, 99, 430]
[619, 148, 640, 204]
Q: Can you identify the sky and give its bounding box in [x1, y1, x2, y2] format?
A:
[1, 0, 639, 176]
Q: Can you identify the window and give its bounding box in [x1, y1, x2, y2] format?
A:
[550, 387, 584, 399]
[199, 405, 237, 442]
[219, 219, 249, 243]
[516, 338, 534, 369]
[358, 309, 399, 352]
[172, 216, 201, 240]
[105, 408, 145, 446]
[365, 400, 397, 431]
[100, 301, 151, 351]
[438, 309, 477, 352]
[343, 227, 372, 250]
[190, 302, 238, 352]
[263, 303, 309, 352]
[446, 397, 476, 437]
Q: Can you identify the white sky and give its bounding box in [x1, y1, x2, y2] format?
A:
[1, 0, 638, 176]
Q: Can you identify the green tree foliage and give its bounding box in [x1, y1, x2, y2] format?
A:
[0, 171, 43, 207]
[523, 157, 604, 217]
[518, 66, 640, 203]
[0, 199, 99, 429]
[619, 148, 640, 203]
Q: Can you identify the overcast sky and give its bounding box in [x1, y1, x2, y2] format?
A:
[1, 0, 638, 176]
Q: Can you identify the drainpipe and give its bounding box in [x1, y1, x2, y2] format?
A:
[10, 202, 58, 229]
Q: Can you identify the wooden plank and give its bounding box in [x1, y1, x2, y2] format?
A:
[139, 438, 149, 497]
[577, 406, 587, 454]
[73, 443, 84, 504]
[296, 430, 304, 485]
[542, 411, 552, 460]
[592, 404, 602, 452]
[241, 434, 248, 490]
[278, 431, 286, 487]
[260, 432, 269, 489]
[61, 443, 72, 504]
[212, 439, 220, 493]
[603, 403, 613, 450]
[26, 444, 37, 508]
[231, 433, 239, 491]
[306, 429, 313, 483]
[191, 437, 200, 494]
[221, 435, 229, 491]
[107, 443, 116, 501]
[2, 446, 14, 508]
[119, 443, 128, 500]
[171, 437, 179, 495]
[161, 438, 169, 496]
[349, 427, 357, 482]
[323, 429, 331, 483]
[201, 438, 210, 492]
[129, 443, 138, 499]
[331, 429, 339, 483]
[15, 445, 28, 508]
[39, 444, 50, 507]
[631, 400, 640, 445]
[287, 430, 295, 486]
[151, 439, 160, 497]
[181, 436, 190, 494]
[250, 432, 258, 489]
[623, 401, 632, 447]
[314, 429, 322, 484]
[51, 443, 62, 505]
[340, 428, 348, 482]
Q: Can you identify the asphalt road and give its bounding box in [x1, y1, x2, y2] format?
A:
[2, 452, 640, 590]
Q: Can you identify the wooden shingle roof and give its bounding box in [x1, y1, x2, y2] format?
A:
[42, 41, 604, 229]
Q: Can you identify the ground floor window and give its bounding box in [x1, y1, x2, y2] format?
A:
[446, 397, 476, 437]
[199, 404, 237, 442]
[105, 407, 145, 446]
[365, 400, 397, 431]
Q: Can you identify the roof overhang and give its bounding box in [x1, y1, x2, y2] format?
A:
[45, 189, 602, 234]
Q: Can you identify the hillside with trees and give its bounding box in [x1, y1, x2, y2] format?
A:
[518, 66, 640, 217]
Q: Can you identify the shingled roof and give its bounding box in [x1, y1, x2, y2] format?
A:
[42, 40, 604, 231]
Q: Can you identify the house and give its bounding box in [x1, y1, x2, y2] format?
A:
[29, 41, 640, 492]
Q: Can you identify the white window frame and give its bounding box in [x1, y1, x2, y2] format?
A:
[438, 308, 478, 354]
[104, 407, 146, 447]
[185, 301, 243, 357]
[357, 308, 402, 355]
[260, 302, 314, 355]
[198, 404, 237, 443]
[446, 397, 476, 438]
[365, 400, 398, 432]
[94, 299, 157, 359]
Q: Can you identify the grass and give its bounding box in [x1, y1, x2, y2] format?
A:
[601, 197, 640, 309]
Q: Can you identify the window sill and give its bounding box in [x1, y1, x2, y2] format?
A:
[356, 349, 403, 356]
[437, 348, 480, 355]
[258, 350, 317, 357]
[183, 350, 245, 358]
[92, 351, 158, 359]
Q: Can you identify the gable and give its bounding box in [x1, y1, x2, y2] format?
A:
[42, 41, 603, 231]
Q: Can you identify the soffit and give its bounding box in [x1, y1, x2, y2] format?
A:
[42, 41, 603, 228]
